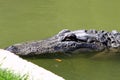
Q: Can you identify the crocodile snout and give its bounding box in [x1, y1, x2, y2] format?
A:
[5, 46, 19, 54]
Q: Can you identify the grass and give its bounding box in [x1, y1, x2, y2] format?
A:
[0, 68, 27, 80]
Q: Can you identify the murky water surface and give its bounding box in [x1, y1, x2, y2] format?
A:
[1, 0, 120, 80]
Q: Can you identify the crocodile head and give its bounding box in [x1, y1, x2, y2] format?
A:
[54, 29, 105, 53]
[5, 29, 105, 56]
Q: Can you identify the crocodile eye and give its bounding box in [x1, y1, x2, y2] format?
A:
[62, 33, 78, 41]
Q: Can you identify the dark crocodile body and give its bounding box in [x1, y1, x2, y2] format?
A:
[5, 29, 120, 56]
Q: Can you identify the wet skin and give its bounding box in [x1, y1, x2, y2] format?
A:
[5, 29, 120, 56]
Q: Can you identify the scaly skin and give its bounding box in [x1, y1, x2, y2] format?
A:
[5, 29, 120, 56]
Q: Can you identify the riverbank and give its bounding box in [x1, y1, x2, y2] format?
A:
[0, 49, 64, 80]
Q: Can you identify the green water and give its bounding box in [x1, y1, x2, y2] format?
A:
[1, 0, 120, 80]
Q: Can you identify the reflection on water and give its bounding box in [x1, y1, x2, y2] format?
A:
[25, 52, 120, 80]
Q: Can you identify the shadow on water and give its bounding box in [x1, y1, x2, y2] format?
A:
[22, 51, 120, 61]
[22, 52, 94, 59]
[22, 52, 120, 80]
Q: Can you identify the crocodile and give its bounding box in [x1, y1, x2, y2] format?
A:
[5, 29, 120, 56]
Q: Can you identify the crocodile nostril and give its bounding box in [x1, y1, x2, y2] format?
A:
[5, 46, 18, 54]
